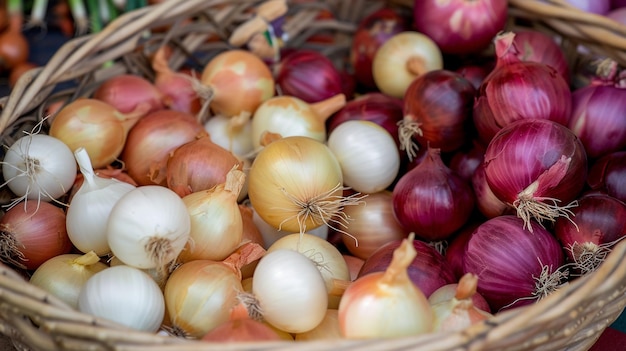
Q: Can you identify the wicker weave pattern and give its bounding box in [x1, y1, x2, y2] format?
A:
[0, 0, 625, 350]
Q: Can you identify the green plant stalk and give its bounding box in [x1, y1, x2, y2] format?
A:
[86, 0, 102, 33]
[68, 0, 89, 34]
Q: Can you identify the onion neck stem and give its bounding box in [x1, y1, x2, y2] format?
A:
[73, 251, 101, 266]
[406, 56, 426, 76]
[310, 94, 346, 123]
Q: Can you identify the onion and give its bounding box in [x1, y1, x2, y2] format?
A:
[0, 18, 28, 70]
[392, 146, 475, 241]
[2, 134, 77, 204]
[294, 309, 341, 341]
[462, 215, 566, 311]
[275, 50, 343, 103]
[252, 249, 328, 333]
[455, 64, 491, 90]
[151, 46, 201, 114]
[429, 273, 493, 332]
[607, 7, 626, 25]
[473, 32, 572, 145]
[120, 109, 207, 186]
[358, 237, 457, 297]
[79, 265, 165, 332]
[339, 234, 434, 338]
[49, 98, 149, 169]
[339, 190, 408, 260]
[372, 31, 443, 98]
[106, 185, 191, 273]
[471, 162, 513, 219]
[350, 8, 410, 89]
[554, 192, 626, 275]
[449, 141, 485, 181]
[428, 273, 491, 313]
[511, 30, 570, 84]
[250, 94, 346, 149]
[0, 200, 72, 270]
[399, 69, 476, 159]
[587, 151, 626, 203]
[343, 255, 365, 281]
[166, 135, 242, 197]
[164, 259, 243, 338]
[248, 136, 362, 234]
[204, 114, 254, 158]
[564, 0, 611, 14]
[569, 83, 626, 159]
[483, 119, 588, 231]
[444, 222, 480, 279]
[93, 74, 164, 114]
[29, 251, 108, 309]
[327, 120, 400, 193]
[413, 0, 507, 55]
[198, 49, 275, 120]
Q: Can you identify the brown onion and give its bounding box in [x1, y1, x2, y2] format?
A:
[120, 110, 207, 186]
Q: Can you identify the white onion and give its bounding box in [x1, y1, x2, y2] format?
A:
[251, 208, 329, 249]
[203, 114, 254, 158]
[78, 265, 165, 332]
[327, 120, 400, 193]
[2, 134, 77, 204]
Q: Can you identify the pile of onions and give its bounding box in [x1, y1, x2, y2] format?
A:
[483, 119, 587, 231]
[463, 215, 566, 311]
[275, 50, 344, 103]
[399, 69, 476, 159]
[358, 236, 457, 297]
[554, 192, 626, 275]
[392, 146, 475, 242]
[350, 8, 410, 89]
[587, 151, 626, 202]
[413, 0, 508, 55]
[473, 32, 572, 145]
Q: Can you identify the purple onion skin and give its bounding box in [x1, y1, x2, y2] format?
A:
[569, 84, 626, 159]
[462, 215, 565, 312]
[358, 238, 457, 297]
[483, 119, 588, 206]
[392, 147, 475, 242]
[554, 192, 626, 262]
[444, 222, 480, 279]
[587, 151, 626, 203]
[512, 30, 570, 84]
[275, 50, 343, 103]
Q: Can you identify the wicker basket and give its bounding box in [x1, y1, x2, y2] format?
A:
[1, 0, 626, 350]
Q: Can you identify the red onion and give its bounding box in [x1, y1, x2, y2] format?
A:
[152, 47, 201, 114]
[587, 151, 626, 203]
[400, 69, 476, 159]
[275, 50, 343, 103]
[568, 83, 626, 159]
[473, 32, 572, 145]
[349, 8, 410, 89]
[449, 141, 485, 181]
[554, 192, 626, 275]
[455, 64, 491, 90]
[93, 74, 164, 114]
[611, 0, 626, 9]
[607, 7, 626, 25]
[511, 30, 570, 84]
[358, 238, 457, 297]
[463, 215, 566, 311]
[392, 147, 475, 242]
[471, 162, 513, 219]
[483, 119, 588, 231]
[0, 201, 73, 270]
[327, 93, 404, 150]
[413, 0, 507, 55]
[444, 222, 480, 279]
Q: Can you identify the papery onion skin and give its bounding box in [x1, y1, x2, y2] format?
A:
[166, 136, 242, 197]
[350, 8, 410, 89]
[0, 201, 73, 270]
[483, 119, 588, 230]
[444, 222, 480, 280]
[201, 49, 275, 118]
[392, 147, 475, 241]
[473, 32, 572, 145]
[587, 151, 626, 203]
[554, 193, 626, 271]
[93, 74, 164, 114]
[401, 69, 476, 155]
[121, 110, 207, 186]
[358, 238, 457, 297]
[413, 0, 508, 55]
[372, 31, 443, 98]
[462, 215, 565, 311]
[247, 136, 344, 233]
[340, 190, 409, 260]
[276, 50, 343, 103]
[471, 162, 513, 219]
[568, 84, 626, 159]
